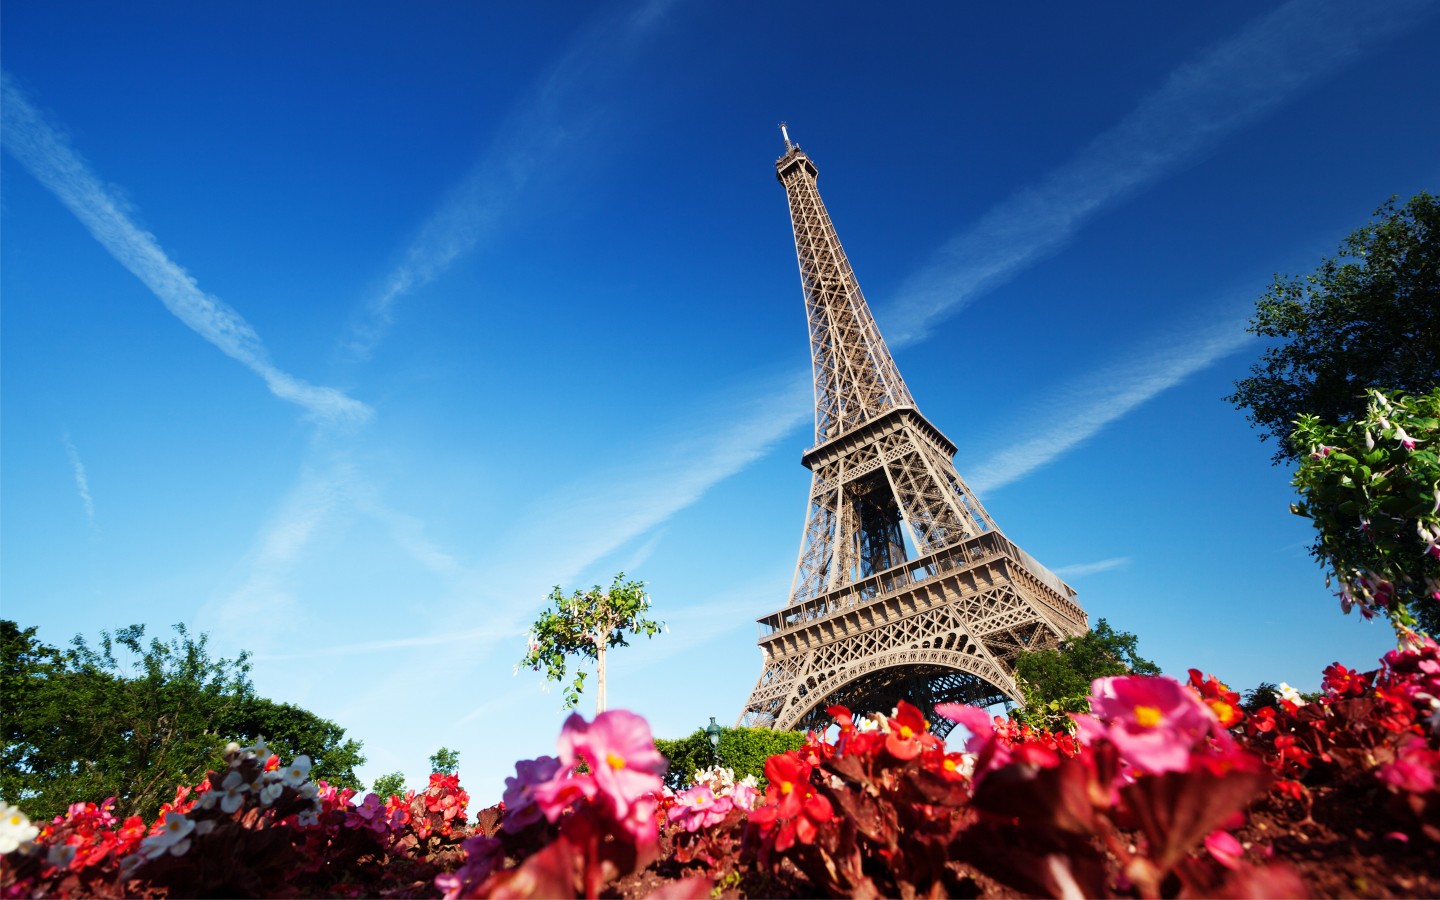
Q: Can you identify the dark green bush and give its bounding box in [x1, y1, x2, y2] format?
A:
[654, 725, 805, 791]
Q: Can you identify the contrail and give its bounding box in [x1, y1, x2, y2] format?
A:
[1, 73, 371, 426]
[882, 0, 1434, 347]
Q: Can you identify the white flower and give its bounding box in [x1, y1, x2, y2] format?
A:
[195, 819, 217, 836]
[1278, 683, 1306, 705]
[140, 813, 194, 858]
[259, 781, 284, 806]
[296, 808, 320, 828]
[46, 842, 77, 868]
[0, 803, 40, 854]
[281, 755, 313, 788]
[297, 782, 319, 800]
[219, 771, 249, 813]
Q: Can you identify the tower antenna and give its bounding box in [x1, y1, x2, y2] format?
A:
[779, 122, 792, 151]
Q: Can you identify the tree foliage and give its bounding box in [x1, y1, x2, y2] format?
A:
[370, 771, 407, 799]
[1010, 619, 1160, 731]
[517, 573, 662, 713]
[653, 725, 806, 792]
[1226, 193, 1439, 464]
[1, 621, 364, 821]
[1290, 388, 1440, 636]
[428, 747, 460, 776]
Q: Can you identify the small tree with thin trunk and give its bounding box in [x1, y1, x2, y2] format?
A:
[517, 573, 663, 714]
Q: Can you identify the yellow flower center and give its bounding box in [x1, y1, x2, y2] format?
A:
[899, 725, 914, 739]
[943, 758, 958, 772]
[1134, 705, 1164, 728]
[606, 752, 626, 771]
[779, 780, 793, 795]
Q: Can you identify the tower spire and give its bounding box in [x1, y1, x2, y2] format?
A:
[776, 142, 913, 442]
[739, 138, 1088, 735]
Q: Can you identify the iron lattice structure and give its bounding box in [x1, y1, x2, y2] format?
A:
[739, 133, 1089, 735]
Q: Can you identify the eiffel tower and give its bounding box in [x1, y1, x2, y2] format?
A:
[739, 128, 1089, 736]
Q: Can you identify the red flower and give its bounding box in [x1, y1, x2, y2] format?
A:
[749, 752, 834, 852]
[1322, 662, 1372, 697]
[1187, 669, 1246, 728]
[885, 700, 937, 761]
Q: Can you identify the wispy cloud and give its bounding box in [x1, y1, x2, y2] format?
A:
[883, 0, 1433, 346]
[504, 368, 811, 589]
[1053, 557, 1131, 579]
[964, 312, 1254, 495]
[199, 463, 357, 647]
[341, 0, 681, 360]
[61, 433, 96, 528]
[1, 73, 371, 426]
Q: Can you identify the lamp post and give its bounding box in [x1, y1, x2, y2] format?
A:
[705, 716, 722, 767]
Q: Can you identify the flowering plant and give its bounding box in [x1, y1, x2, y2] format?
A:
[1291, 387, 1440, 633]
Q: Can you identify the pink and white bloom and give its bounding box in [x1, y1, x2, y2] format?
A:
[668, 784, 733, 832]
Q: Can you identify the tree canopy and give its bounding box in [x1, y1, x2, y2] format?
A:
[1226, 193, 1439, 464]
[518, 573, 662, 713]
[1010, 619, 1161, 731]
[1, 621, 364, 821]
[1290, 388, 1440, 636]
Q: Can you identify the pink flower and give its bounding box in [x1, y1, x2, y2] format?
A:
[1074, 675, 1221, 774]
[345, 792, 393, 834]
[667, 785, 733, 832]
[730, 780, 760, 811]
[1205, 829, 1245, 869]
[936, 702, 1011, 784]
[500, 755, 561, 833]
[553, 710, 666, 822]
[1377, 736, 1439, 794]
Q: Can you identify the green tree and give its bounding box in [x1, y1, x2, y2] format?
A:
[1010, 619, 1161, 731]
[1290, 388, 1440, 635]
[1, 621, 365, 820]
[1226, 193, 1439, 464]
[216, 696, 365, 790]
[371, 771, 407, 799]
[429, 746, 460, 775]
[518, 573, 663, 714]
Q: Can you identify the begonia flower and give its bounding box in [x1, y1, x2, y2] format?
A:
[1377, 736, 1439, 793]
[218, 771, 248, 814]
[281, 754, 312, 788]
[936, 702, 1012, 783]
[750, 752, 832, 852]
[1076, 675, 1219, 774]
[1205, 829, 1245, 869]
[552, 710, 666, 822]
[0, 804, 39, 856]
[668, 784, 733, 832]
[885, 700, 937, 760]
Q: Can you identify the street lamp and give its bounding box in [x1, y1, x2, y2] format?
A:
[705, 716, 722, 766]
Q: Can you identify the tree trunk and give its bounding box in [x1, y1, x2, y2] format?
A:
[595, 631, 607, 716]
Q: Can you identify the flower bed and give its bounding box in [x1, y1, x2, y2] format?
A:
[4, 637, 1438, 898]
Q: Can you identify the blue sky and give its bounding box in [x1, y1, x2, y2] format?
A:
[4, 1, 1438, 800]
